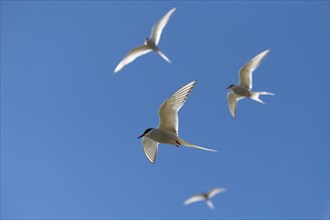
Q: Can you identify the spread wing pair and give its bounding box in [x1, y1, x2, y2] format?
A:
[114, 8, 176, 73]
[184, 187, 227, 210]
[142, 80, 197, 163]
[141, 80, 216, 164]
[227, 49, 274, 117]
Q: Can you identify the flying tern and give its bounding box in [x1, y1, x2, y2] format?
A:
[137, 80, 217, 164]
[184, 187, 227, 210]
[227, 49, 274, 118]
[114, 8, 176, 73]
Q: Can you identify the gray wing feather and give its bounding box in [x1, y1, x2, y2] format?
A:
[227, 92, 243, 118]
[184, 194, 206, 206]
[158, 80, 197, 135]
[207, 187, 227, 199]
[142, 137, 159, 164]
[150, 8, 176, 45]
[238, 49, 270, 89]
[114, 45, 152, 73]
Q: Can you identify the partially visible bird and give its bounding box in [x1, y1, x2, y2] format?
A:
[227, 49, 274, 118]
[114, 7, 176, 73]
[137, 80, 217, 164]
[184, 187, 227, 210]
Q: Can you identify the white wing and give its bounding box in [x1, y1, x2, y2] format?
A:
[114, 45, 152, 73]
[207, 187, 227, 199]
[150, 8, 176, 45]
[184, 194, 206, 206]
[227, 92, 243, 118]
[142, 137, 159, 164]
[158, 80, 197, 135]
[238, 49, 270, 89]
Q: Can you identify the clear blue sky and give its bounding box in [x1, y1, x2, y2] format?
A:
[1, 1, 329, 219]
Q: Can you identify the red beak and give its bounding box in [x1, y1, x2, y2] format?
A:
[137, 134, 144, 139]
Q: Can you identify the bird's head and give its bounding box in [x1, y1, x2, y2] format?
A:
[226, 84, 235, 90]
[137, 128, 153, 139]
[144, 37, 149, 45]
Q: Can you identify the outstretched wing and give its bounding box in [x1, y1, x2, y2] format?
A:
[184, 194, 206, 206]
[114, 45, 152, 73]
[227, 92, 244, 118]
[238, 49, 270, 89]
[150, 8, 176, 45]
[142, 137, 159, 164]
[207, 187, 227, 199]
[158, 80, 197, 135]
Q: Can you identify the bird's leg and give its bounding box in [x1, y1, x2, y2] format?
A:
[175, 140, 181, 147]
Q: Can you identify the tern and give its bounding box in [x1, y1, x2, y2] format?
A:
[137, 80, 217, 164]
[227, 49, 274, 118]
[114, 7, 176, 73]
[184, 187, 227, 210]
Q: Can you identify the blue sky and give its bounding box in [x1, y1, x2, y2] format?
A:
[1, 1, 329, 219]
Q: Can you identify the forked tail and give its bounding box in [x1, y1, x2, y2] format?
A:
[250, 91, 274, 104]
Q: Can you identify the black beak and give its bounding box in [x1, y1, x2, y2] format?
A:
[137, 134, 144, 139]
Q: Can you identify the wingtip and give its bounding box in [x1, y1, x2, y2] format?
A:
[114, 67, 121, 74]
[146, 158, 156, 164]
[192, 80, 198, 85]
[263, 49, 271, 56]
[185, 80, 198, 88]
[148, 157, 156, 164]
[171, 7, 177, 12]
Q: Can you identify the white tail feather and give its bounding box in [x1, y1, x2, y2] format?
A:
[250, 91, 274, 104]
[206, 200, 215, 210]
[181, 140, 217, 152]
[156, 50, 171, 63]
